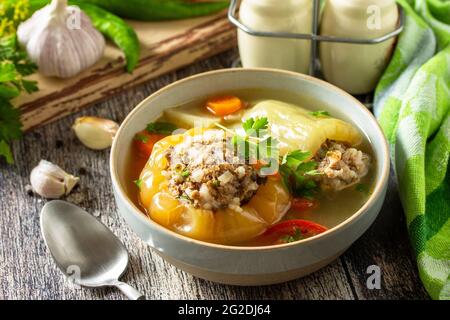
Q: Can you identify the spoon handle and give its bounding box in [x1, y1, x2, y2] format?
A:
[113, 281, 145, 300]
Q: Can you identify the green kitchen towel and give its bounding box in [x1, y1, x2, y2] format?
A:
[374, 0, 450, 300]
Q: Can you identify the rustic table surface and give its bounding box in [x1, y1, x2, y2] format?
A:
[0, 50, 429, 300]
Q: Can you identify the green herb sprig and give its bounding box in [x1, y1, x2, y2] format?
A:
[281, 228, 304, 243]
[134, 179, 142, 189]
[215, 118, 320, 197]
[146, 122, 178, 135]
[279, 150, 321, 198]
[309, 110, 330, 118]
[0, 35, 38, 164]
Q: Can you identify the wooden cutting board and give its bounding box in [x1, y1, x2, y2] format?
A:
[13, 10, 236, 131]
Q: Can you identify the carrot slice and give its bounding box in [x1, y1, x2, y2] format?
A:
[206, 95, 243, 116]
[134, 130, 166, 159]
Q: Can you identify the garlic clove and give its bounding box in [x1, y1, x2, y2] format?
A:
[72, 116, 119, 150]
[30, 160, 79, 199]
[17, 0, 105, 79]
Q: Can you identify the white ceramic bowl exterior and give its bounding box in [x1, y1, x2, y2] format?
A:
[110, 69, 389, 285]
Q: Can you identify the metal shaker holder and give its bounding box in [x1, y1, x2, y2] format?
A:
[228, 0, 405, 76]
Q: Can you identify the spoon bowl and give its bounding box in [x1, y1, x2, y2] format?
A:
[40, 200, 144, 299]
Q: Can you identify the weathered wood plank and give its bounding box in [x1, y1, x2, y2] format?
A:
[340, 171, 429, 300]
[0, 50, 427, 300]
[14, 11, 236, 132]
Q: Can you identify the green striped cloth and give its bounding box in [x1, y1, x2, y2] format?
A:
[374, 0, 450, 300]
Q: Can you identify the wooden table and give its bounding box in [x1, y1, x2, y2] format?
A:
[0, 49, 429, 300]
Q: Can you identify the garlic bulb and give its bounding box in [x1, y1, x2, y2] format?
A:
[30, 160, 79, 198]
[17, 0, 105, 78]
[72, 116, 119, 150]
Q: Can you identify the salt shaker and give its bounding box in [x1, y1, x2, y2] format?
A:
[238, 0, 313, 74]
[320, 0, 399, 94]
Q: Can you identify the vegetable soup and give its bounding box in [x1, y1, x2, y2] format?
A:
[125, 89, 375, 246]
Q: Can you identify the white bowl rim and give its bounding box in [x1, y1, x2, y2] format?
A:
[110, 67, 390, 252]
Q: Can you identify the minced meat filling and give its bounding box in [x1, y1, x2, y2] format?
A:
[315, 140, 370, 191]
[163, 130, 265, 211]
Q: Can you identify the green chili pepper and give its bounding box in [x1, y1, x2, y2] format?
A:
[79, 0, 230, 21]
[28, 0, 140, 72]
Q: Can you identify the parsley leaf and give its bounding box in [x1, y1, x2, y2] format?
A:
[134, 134, 148, 143]
[309, 110, 330, 118]
[146, 122, 177, 135]
[279, 149, 319, 198]
[281, 228, 304, 243]
[242, 117, 269, 135]
[134, 179, 142, 189]
[181, 170, 190, 178]
[282, 150, 311, 170]
[232, 118, 278, 166]
[0, 97, 22, 141]
[0, 35, 38, 164]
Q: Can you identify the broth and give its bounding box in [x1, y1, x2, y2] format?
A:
[125, 89, 376, 247]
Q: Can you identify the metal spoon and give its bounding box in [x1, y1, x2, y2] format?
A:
[40, 200, 145, 300]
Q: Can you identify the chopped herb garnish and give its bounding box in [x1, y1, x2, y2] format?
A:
[279, 150, 319, 198]
[146, 122, 177, 135]
[215, 118, 317, 197]
[242, 117, 269, 135]
[229, 117, 277, 163]
[134, 179, 142, 189]
[309, 110, 330, 118]
[356, 183, 371, 194]
[178, 194, 191, 202]
[212, 180, 220, 187]
[181, 170, 190, 178]
[134, 134, 149, 143]
[281, 228, 304, 243]
[282, 150, 311, 170]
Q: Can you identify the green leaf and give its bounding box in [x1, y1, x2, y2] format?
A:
[242, 117, 268, 135]
[281, 228, 304, 243]
[134, 134, 148, 143]
[0, 62, 18, 82]
[0, 83, 20, 100]
[279, 149, 319, 198]
[0, 97, 22, 141]
[134, 179, 142, 189]
[296, 161, 318, 174]
[0, 34, 38, 166]
[0, 139, 13, 164]
[282, 150, 311, 170]
[279, 165, 293, 193]
[181, 169, 190, 178]
[309, 110, 330, 117]
[146, 122, 177, 135]
[21, 79, 38, 94]
[14, 61, 37, 77]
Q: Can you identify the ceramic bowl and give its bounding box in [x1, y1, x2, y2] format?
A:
[110, 68, 390, 285]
